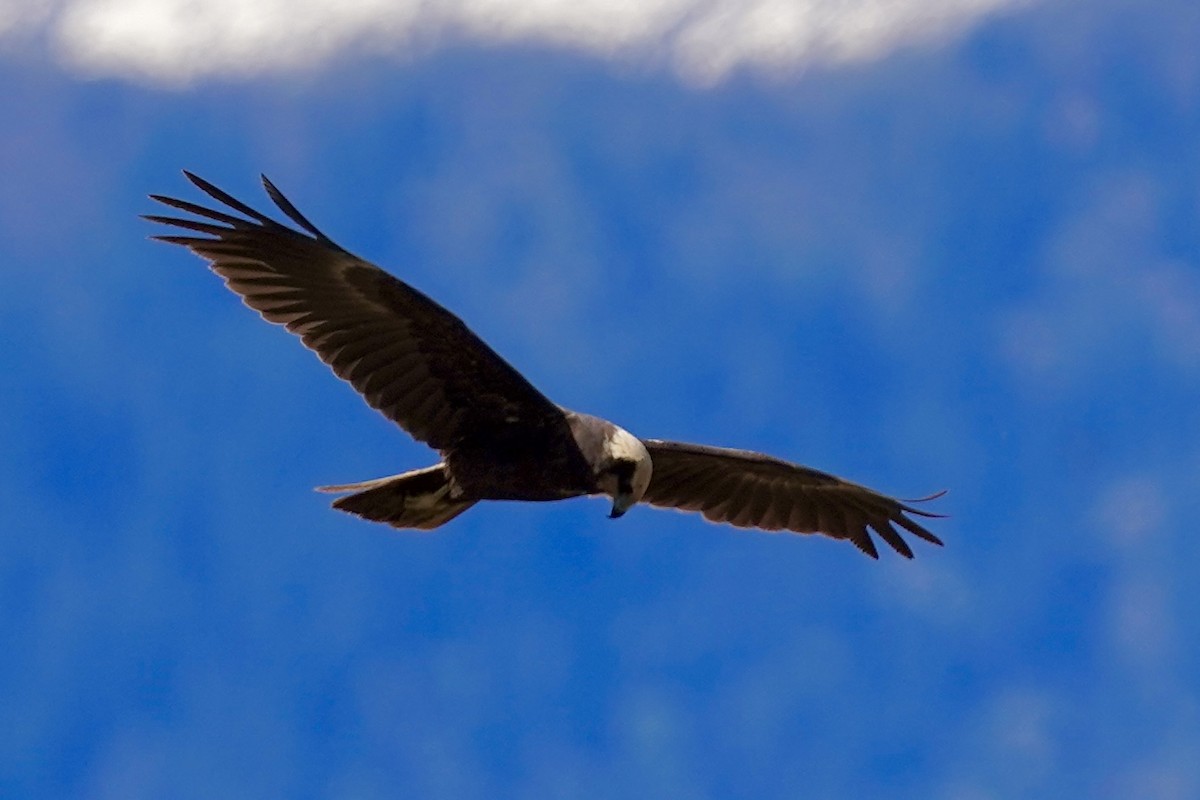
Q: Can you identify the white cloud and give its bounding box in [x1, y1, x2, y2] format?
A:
[1, 0, 1033, 85]
[0, 0, 53, 37]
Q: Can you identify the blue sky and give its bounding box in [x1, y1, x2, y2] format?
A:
[4, 0, 1200, 796]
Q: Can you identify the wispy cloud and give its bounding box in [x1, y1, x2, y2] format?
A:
[997, 169, 1200, 394]
[6, 0, 1031, 84]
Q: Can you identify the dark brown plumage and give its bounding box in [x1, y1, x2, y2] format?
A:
[147, 172, 944, 558]
[640, 441, 943, 559]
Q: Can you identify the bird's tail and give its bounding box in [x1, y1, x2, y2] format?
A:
[316, 464, 476, 530]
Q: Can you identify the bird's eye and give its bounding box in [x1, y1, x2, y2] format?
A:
[610, 459, 637, 481]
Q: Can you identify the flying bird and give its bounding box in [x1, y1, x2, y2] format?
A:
[146, 172, 944, 559]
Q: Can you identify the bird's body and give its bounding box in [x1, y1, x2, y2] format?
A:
[147, 172, 943, 559]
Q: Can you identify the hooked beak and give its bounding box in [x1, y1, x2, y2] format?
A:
[609, 492, 634, 519]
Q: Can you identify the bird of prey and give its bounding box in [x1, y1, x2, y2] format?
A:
[146, 172, 944, 559]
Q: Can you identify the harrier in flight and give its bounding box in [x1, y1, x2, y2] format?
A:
[147, 173, 943, 558]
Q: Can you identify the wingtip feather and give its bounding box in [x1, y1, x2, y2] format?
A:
[149, 234, 206, 246]
[898, 489, 948, 519]
[853, 538, 881, 559]
[259, 173, 333, 242]
[870, 519, 915, 559]
[178, 171, 276, 225]
[895, 514, 945, 547]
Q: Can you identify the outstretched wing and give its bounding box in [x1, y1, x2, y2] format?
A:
[640, 440, 944, 558]
[146, 171, 565, 452]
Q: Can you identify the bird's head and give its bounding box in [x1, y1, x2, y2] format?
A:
[597, 427, 653, 519]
